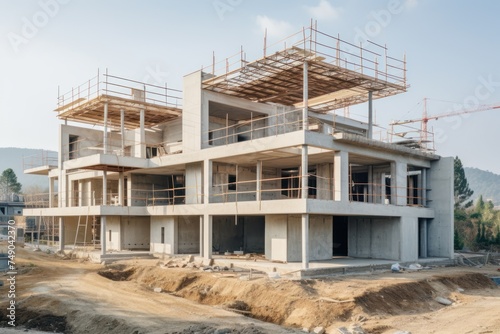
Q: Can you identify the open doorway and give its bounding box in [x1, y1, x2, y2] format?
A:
[333, 216, 348, 256]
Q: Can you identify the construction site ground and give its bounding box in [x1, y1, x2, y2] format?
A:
[1, 246, 500, 334]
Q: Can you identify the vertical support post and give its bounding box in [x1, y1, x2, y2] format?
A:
[301, 213, 309, 269]
[422, 168, 427, 206]
[49, 177, 55, 208]
[368, 91, 373, 139]
[58, 217, 64, 252]
[120, 109, 125, 155]
[334, 151, 349, 202]
[199, 216, 204, 258]
[256, 160, 262, 202]
[118, 172, 124, 206]
[127, 175, 133, 207]
[101, 216, 107, 256]
[101, 168, 108, 256]
[103, 102, 108, 154]
[139, 109, 145, 158]
[102, 170, 107, 206]
[303, 61, 309, 130]
[203, 159, 212, 204]
[367, 165, 373, 203]
[203, 214, 212, 259]
[301, 145, 308, 199]
[391, 161, 408, 206]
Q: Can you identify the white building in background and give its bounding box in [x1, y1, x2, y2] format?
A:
[23, 27, 453, 268]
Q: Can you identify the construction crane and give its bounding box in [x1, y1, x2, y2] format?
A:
[390, 98, 500, 148]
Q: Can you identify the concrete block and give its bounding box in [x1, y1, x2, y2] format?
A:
[202, 258, 214, 266]
[313, 327, 325, 334]
[435, 297, 452, 305]
[153, 287, 162, 293]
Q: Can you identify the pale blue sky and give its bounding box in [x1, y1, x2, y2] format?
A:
[1, 0, 500, 172]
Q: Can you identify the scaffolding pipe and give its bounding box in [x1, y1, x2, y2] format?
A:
[368, 91, 373, 139]
[103, 102, 108, 154]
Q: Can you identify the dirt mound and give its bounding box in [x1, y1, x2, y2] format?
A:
[355, 281, 436, 315]
[94, 265, 499, 331]
[433, 272, 496, 289]
[0, 306, 69, 333]
[98, 268, 135, 281]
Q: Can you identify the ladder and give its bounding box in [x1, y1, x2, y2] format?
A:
[73, 214, 89, 248]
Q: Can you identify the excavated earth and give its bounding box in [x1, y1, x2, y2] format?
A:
[1, 247, 500, 334]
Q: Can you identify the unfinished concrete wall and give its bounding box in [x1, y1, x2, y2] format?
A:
[161, 118, 183, 154]
[150, 216, 177, 254]
[130, 174, 170, 206]
[182, 71, 205, 152]
[309, 215, 333, 260]
[348, 217, 400, 260]
[287, 215, 302, 262]
[427, 157, 454, 258]
[106, 216, 121, 251]
[122, 216, 150, 250]
[265, 214, 287, 261]
[62, 216, 94, 246]
[185, 162, 202, 204]
[400, 216, 419, 261]
[178, 216, 200, 254]
[316, 163, 333, 200]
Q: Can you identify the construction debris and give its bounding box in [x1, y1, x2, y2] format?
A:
[435, 297, 452, 306]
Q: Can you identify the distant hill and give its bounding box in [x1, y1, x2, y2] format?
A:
[0, 147, 57, 191]
[464, 167, 500, 206]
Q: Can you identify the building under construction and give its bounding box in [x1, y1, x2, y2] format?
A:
[23, 26, 453, 268]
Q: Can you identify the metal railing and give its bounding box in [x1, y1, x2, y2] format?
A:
[23, 150, 58, 170]
[56, 69, 182, 113]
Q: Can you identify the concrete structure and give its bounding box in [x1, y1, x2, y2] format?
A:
[24, 27, 454, 268]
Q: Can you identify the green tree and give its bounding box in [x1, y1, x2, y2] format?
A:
[454, 157, 474, 208]
[0, 168, 22, 198]
[454, 229, 464, 250]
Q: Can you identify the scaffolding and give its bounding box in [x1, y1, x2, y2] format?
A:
[55, 69, 183, 129]
[202, 24, 407, 113]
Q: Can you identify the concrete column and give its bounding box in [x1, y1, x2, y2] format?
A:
[400, 216, 418, 262]
[78, 181, 83, 207]
[127, 175, 133, 207]
[391, 161, 408, 206]
[303, 61, 308, 130]
[140, 109, 145, 158]
[58, 217, 64, 252]
[199, 216, 203, 258]
[256, 160, 262, 202]
[367, 165, 373, 203]
[102, 171, 107, 206]
[367, 91, 373, 139]
[49, 177, 55, 208]
[301, 213, 309, 269]
[203, 214, 212, 259]
[118, 172, 124, 206]
[203, 159, 212, 204]
[421, 168, 427, 206]
[419, 219, 428, 258]
[103, 102, 108, 154]
[301, 145, 308, 199]
[120, 109, 125, 155]
[101, 216, 107, 256]
[334, 151, 349, 202]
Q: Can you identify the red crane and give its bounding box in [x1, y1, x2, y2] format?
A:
[390, 98, 500, 147]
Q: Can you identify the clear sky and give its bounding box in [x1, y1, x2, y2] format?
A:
[1, 0, 500, 173]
